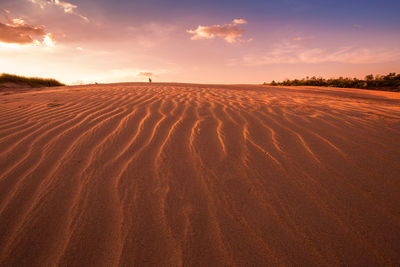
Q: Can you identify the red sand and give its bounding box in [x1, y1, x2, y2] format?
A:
[0, 83, 399, 266]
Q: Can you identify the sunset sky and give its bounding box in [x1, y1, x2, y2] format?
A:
[1, 0, 399, 84]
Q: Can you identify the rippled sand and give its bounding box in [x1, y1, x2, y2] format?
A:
[0, 83, 399, 266]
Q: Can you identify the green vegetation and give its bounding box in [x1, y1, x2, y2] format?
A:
[265, 73, 400, 92]
[0, 73, 65, 88]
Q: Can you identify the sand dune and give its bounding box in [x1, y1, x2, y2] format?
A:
[0, 83, 399, 266]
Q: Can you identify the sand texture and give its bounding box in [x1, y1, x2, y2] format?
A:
[0, 83, 399, 266]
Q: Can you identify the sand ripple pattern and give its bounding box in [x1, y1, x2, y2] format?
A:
[0, 84, 399, 266]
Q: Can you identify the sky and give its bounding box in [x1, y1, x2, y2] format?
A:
[0, 0, 399, 84]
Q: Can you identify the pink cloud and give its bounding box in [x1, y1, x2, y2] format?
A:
[187, 19, 250, 43]
[232, 19, 247, 25]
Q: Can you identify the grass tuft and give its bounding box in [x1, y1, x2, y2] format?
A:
[0, 73, 65, 88]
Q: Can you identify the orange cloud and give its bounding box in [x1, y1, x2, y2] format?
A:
[138, 72, 153, 77]
[187, 19, 250, 43]
[0, 18, 46, 44]
[0, 23, 46, 44]
[0, 9, 53, 46]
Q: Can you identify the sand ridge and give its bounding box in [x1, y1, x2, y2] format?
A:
[0, 83, 399, 266]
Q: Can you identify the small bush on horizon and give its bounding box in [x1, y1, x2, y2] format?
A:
[264, 72, 400, 92]
[0, 73, 65, 88]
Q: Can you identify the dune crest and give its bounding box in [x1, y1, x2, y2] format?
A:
[0, 83, 399, 266]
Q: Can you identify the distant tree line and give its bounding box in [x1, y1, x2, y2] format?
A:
[0, 73, 64, 88]
[264, 73, 400, 91]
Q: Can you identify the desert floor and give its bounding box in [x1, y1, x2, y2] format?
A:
[0, 83, 399, 266]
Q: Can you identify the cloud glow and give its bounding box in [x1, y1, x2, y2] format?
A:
[43, 33, 55, 47]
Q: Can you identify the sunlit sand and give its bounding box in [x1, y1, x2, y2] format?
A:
[0, 83, 399, 265]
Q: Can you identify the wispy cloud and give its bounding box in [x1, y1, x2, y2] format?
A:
[187, 19, 251, 43]
[236, 42, 400, 65]
[138, 72, 153, 77]
[28, 0, 89, 22]
[292, 36, 314, 41]
[0, 8, 10, 19]
[126, 23, 176, 49]
[0, 9, 53, 46]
